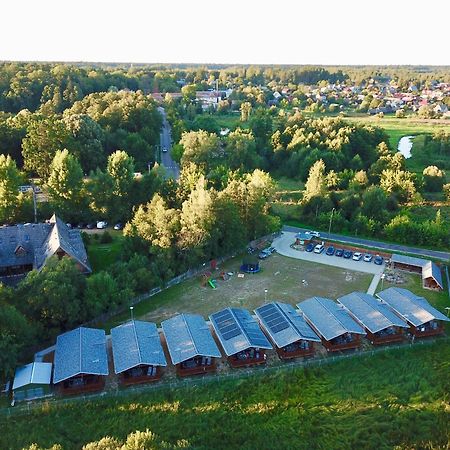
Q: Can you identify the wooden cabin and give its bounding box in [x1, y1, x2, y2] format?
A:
[53, 327, 108, 395]
[161, 314, 221, 377]
[111, 320, 166, 386]
[337, 292, 408, 345]
[255, 302, 320, 360]
[210, 307, 272, 368]
[376, 288, 449, 338]
[297, 297, 366, 352]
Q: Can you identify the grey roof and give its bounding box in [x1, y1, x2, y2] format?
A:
[111, 320, 167, 374]
[297, 297, 366, 341]
[255, 302, 320, 348]
[422, 261, 443, 289]
[0, 215, 91, 272]
[337, 292, 408, 334]
[161, 314, 221, 365]
[391, 254, 428, 268]
[13, 362, 52, 390]
[209, 308, 273, 356]
[376, 288, 450, 327]
[53, 327, 109, 384]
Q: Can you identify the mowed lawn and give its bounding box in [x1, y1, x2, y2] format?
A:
[1, 342, 449, 450]
[86, 231, 124, 272]
[103, 252, 373, 331]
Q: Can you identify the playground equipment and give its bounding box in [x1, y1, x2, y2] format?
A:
[220, 271, 230, 281]
[240, 256, 261, 274]
[201, 271, 217, 289]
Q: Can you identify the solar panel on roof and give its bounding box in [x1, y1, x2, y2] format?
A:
[214, 310, 242, 341]
[223, 328, 241, 340]
[258, 303, 289, 334]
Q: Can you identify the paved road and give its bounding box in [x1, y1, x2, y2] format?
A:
[158, 107, 180, 179]
[283, 225, 450, 262]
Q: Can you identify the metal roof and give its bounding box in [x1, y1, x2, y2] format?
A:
[422, 261, 443, 289]
[255, 302, 320, 348]
[337, 292, 408, 334]
[111, 320, 167, 374]
[209, 308, 273, 356]
[297, 297, 366, 341]
[376, 288, 450, 327]
[391, 254, 428, 268]
[53, 327, 109, 384]
[13, 362, 52, 390]
[161, 314, 221, 365]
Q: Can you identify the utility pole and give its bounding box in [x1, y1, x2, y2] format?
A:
[31, 184, 38, 223]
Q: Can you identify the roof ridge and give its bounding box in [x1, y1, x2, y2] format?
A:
[229, 308, 251, 346]
[131, 320, 143, 364]
[30, 361, 36, 383]
[181, 314, 198, 355]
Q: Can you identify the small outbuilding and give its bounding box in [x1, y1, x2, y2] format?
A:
[294, 232, 313, 246]
[337, 292, 408, 345]
[391, 254, 443, 291]
[255, 302, 320, 359]
[297, 297, 366, 352]
[210, 307, 272, 368]
[12, 362, 52, 402]
[111, 320, 166, 385]
[161, 314, 221, 377]
[376, 287, 449, 338]
[53, 327, 109, 394]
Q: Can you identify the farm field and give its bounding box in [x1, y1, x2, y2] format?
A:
[1, 341, 448, 450]
[103, 252, 373, 331]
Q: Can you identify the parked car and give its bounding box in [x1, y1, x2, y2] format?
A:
[335, 248, 344, 257]
[352, 252, 362, 261]
[86, 223, 95, 229]
[326, 246, 335, 256]
[96, 221, 108, 229]
[305, 243, 315, 252]
[307, 230, 320, 238]
[363, 253, 373, 262]
[66, 223, 73, 229]
[314, 244, 325, 254]
[374, 255, 384, 265]
[77, 223, 86, 229]
[258, 249, 271, 259]
[268, 246, 276, 254]
[343, 250, 353, 259]
[113, 223, 123, 230]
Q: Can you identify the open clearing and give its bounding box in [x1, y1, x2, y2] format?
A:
[128, 253, 372, 328]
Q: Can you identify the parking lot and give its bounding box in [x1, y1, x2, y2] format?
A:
[272, 232, 385, 276]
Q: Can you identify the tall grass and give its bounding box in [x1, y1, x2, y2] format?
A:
[2, 343, 449, 450]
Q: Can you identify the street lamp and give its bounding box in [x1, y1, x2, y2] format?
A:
[380, 273, 386, 291]
[445, 307, 450, 318]
[130, 306, 134, 322]
[328, 207, 336, 238]
[264, 289, 268, 303]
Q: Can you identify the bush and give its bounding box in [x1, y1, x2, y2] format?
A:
[100, 231, 113, 244]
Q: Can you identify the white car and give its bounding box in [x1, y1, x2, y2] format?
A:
[96, 221, 108, 229]
[162, 147, 168, 153]
[352, 252, 362, 261]
[307, 230, 320, 238]
[314, 244, 325, 254]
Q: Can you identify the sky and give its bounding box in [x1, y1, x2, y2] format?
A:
[1, 0, 449, 65]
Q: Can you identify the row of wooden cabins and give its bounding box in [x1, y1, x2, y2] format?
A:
[11, 287, 449, 400]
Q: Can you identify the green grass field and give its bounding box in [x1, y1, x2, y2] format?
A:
[2, 342, 449, 450]
[86, 231, 124, 272]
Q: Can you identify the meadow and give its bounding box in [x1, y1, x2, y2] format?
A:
[1, 341, 449, 450]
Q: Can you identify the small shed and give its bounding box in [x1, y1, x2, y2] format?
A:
[422, 261, 444, 291]
[12, 362, 52, 402]
[376, 287, 449, 338]
[391, 254, 427, 274]
[210, 307, 272, 368]
[111, 320, 167, 385]
[53, 327, 109, 394]
[337, 292, 408, 345]
[255, 302, 320, 359]
[297, 297, 366, 352]
[161, 314, 221, 377]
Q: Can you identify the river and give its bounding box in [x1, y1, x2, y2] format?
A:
[397, 135, 414, 159]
